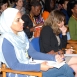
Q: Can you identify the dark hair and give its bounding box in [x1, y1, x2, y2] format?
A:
[60, 0, 69, 4]
[56, 0, 69, 6]
[67, 0, 77, 17]
[14, 0, 20, 6]
[9, 0, 15, 4]
[44, 0, 55, 12]
[0, 0, 8, 9]
[27, 0, 41, 12]
[56, 0, 63, 4]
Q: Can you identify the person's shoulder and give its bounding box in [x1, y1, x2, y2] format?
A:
[42, 25, 53, 31]
[22, 13, 29, 19]
[43, 25, 51, 29]
[2, 38, 13, 47]
[42, 11, 50, 20]
[69, 16, 76, 22]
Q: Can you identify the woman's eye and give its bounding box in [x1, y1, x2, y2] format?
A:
[16, 18, 20, 22]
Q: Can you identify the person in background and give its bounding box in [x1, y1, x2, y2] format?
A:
[32, 0, 45, 13]
[8, 0, 15, 7]
[13, 0, 25, 15]
[39, 10, 77, 76]
[61, 0, 69, 25]
[59, 0, 70, 40]
[31, 0, 44, 24]
[0, 8, 74, 77]
[68, 0, 77, 40]
[22, 1, 43, 39]
[0, 0, 8, 16]
[42, 0, 56, 20]
[55, 0, 63, 10]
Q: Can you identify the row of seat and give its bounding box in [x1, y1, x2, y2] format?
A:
[0, 63, 42, 77]
[31, 37, 77, 54]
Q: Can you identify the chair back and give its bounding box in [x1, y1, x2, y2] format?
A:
[31, 37, 40, 52]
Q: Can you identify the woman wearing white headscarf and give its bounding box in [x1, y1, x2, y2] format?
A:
[0, 8, 74, 77]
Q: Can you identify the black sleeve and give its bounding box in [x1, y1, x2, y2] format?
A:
[39, 26, 59, 53]
[21, 14, 33, 38]
[61, 35, 67, 48]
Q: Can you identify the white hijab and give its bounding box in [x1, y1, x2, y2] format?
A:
[0, 8, 29, 67]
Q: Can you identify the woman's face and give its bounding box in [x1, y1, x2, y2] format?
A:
[63, 1, 69, 10]
[11, 12, 24, 34]
[1, 3, 8, 11]
[16, 0, 23, 7]
[32, 6, 41, 16]
[57, 21, 64, 28]
[72, 4, 77, 16]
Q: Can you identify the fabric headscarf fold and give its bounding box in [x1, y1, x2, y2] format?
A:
[0, 8, 19, 34]
[0, 8, 29, 67]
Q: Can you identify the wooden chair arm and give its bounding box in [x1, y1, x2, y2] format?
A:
[1, 64, 42, 77]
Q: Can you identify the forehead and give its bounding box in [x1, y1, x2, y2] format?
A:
[14, 12, 21, 20]
[73, 4, 77, 9]
[64, 1, 69, 4]
[51, 0, 55, 3]
[34, 6, 41, 9]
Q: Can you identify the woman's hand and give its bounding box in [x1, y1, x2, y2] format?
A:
[65, 49, 74, 54]
[30, 27, 35, 32]
[55, 52, 64, 63]
[40, 62, 53, 71]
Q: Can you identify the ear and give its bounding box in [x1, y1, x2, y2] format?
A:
[71, 9, 74, 13]
[32, 6, 35, 10]
[16, 2, 18, 5]
[62, 4, 64, 8]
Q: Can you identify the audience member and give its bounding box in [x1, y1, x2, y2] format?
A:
[39, 10, 77, 77]
[32, 0, 45, 13]
[68, 0, 77, 40]
[55, 0, 63, 10]
[61, 0, 69, 25]
[13, 0, 25, 15]
[42, 0, 56, 20]
[0, 0, 8, 16]
[60, 0, 70, 40]
[8, 0, 15, 7]
[22, 1, 43, 39]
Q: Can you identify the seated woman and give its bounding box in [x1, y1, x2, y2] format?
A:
[0, 8, 74, 77]
[22, 0, 44, 39]
[68, 0, 77, 40]
[39, 10, 77, 77]
[13, 0, 25, 15]
[42, 0, 56, 20]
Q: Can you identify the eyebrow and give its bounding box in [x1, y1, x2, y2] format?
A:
[15, 18, 21, 21]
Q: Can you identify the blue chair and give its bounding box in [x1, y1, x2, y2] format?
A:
[31, 37, 40, 52]
[31, 38, 75, 74]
